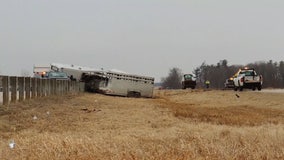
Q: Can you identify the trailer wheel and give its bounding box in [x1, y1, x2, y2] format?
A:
[127, 91, 141, 98]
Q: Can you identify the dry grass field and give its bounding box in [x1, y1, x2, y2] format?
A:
[1, 89, 284, 159]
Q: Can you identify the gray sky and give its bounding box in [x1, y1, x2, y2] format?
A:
[0, 0, 283, 81]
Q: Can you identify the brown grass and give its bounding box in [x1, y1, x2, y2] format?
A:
[155, 90, 284, 126]
[1, 90, 284, 159]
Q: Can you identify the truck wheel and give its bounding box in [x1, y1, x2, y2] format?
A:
[257, 85, 262, 91]
[239, 87, 243, 91]
[252, 87, 256, 91]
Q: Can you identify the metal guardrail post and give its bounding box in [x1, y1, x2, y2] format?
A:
[56, 80, 60, 95]
[66, 80, 68, 94]
[10, 76, 17, 103]
[18, 77, 25, 101]
[25, 77, 31, 100]
[2, 76, 9, 105]
[47, 79, 51, 96]
[40, 79, 44, 97]
[71, 81, 74, 92]
[31, 78, 37, 98]
[67, 81, 71, 93]
[44, 79, 48, 96]
[37, 78, 41, 97]
[61, 80, 64, 95]
[65, 80, 68, 94]
[51, 79, 56, 95]
[61, 80, 65, 95]
[42, 79, 46, 96]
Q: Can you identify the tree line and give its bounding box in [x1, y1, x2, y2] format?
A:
[162, 60, 284, 89]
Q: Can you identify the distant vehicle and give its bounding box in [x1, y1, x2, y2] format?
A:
[224, 78, 234, 89]
[233, 68, 263, 91]
[224, 69, 243, 89]
[46, 72, 69, 80]
[182, 74, 196, 89]
[33, 65, 50, 78]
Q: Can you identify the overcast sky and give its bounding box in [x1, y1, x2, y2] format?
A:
[0, 0, 283, 81]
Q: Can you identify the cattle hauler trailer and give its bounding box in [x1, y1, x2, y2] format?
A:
[82, 71, 155, 98]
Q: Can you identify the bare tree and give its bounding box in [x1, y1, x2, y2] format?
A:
[161, 67, 183, 89]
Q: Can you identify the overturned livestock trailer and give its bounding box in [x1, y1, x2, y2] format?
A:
[82, 71, 155, 98]
[49, 63, 155, 98]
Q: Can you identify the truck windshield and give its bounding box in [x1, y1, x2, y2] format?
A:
[184, 74, 193, 80]
[48, 72, 68, 78]
[240, 70, 255, 76]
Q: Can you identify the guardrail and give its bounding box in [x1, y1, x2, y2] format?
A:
[0, 76, 85, 106]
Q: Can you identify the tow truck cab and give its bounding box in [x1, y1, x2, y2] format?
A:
[182, 74, 197, 89]
[233, 68, 262, 91]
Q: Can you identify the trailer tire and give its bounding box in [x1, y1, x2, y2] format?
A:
[127, 91, 141, 98]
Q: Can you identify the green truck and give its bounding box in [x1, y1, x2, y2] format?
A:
[182, 74, 197, 89]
